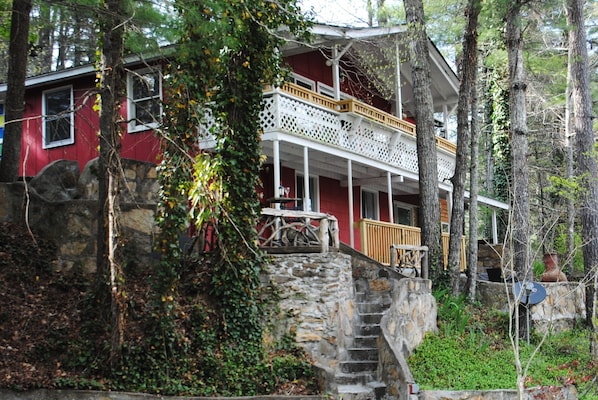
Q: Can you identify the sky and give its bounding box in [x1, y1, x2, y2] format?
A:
[299, 0, 370, 26]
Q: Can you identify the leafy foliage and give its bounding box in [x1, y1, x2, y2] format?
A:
[150, 0, 312, 394]
[409, 293, 597, 397]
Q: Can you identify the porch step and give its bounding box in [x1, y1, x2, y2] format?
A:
[360, 312, 384, 325]
[359, 324, 381, 336]
[348, 347, 379, 361]
[353, 335, 378, 348]
[340, 360, 378, 374]
[333, 279, 391, 399]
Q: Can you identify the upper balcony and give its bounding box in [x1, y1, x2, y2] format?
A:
[258, 82, 457, 183]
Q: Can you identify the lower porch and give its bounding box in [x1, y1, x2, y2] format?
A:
[257, 208, 466, 273]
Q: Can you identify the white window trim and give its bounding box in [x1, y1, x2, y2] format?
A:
[393, 200, 417, 226]
[295, 173, 320, 212]
[317, 82, 352, 100]
[127, 67, 162, 133]
[361, 189, 379, 220]
[290, 73, 315, 91]
[42, 85, 74, 149]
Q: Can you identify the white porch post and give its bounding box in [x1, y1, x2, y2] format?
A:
[443, 104, 449, 138]
[330, 42, 353, 101]
[395, 40, 403, 118]
[332, 45, 341, 101]
[387, 171, 394, 223]
[492, 209, 498, 244]
[446, 191, 452, 224]
[273, 139, 281, 210]
[303, 146, 310, 211]
[348, 160, 354, 248]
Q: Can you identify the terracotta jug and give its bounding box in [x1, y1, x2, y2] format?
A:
[541, 253, 567, 282]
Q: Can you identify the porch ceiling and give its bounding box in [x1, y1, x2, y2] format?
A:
[260, 139, 422, 196]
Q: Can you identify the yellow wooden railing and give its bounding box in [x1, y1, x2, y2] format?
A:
[264, 83, 457, 155]
[357, 218, 466, 271]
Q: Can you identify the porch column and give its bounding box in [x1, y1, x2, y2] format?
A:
[492, 208, 498, 244]
[395, 40, 403, 119]
[348, 160, 354, 248]
[331, 45, 340, 100]
[330, 42, 353, 101]
[443, 104, 449, 138]
[387, 171, 394, 223]
[273, 139, 281, 210]
[303, 146, 310, 211]
[446, 191, 452, 224]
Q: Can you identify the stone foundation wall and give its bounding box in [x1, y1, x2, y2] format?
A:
[263, 253, 355, 373]
[477, 281, 586, 333]
[0, 159, 159, 273]
[419, 386, 578, 400]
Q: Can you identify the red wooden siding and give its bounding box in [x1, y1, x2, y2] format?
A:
[19, 76, 161, 177]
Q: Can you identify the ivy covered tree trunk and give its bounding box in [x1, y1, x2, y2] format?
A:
[448, 0, 480, 295]
[403, 0, 442, 280]
[155, 1, 309, 391]
[97, 0, 128, 366]
[0, 0, 31, 182]
[566, 0, 598, 360]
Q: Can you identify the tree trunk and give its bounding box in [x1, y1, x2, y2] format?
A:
[0, 0, 32, 182]
[403, 0, 442, 280]
[566, 0, 598, 360]
[448, 0, 480, 295]
[97, 0, 127, 367]
[564, 33, 575, 277]
[506, 1, 531, 281]
[466, 47, 480, 303]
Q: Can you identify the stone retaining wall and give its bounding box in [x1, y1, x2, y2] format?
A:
[477, 281, 586, 333]
[263, 253, 355, 382]
[419, 386, 578, 400]
[0, 159, 158, 273]
[379, 278, 437, 400]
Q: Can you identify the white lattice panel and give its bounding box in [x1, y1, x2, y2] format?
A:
[261, 94, 341, 144]
[260, 91, 455, 182]
[260, 97, 277, 131]
[437, 153, 455, 182]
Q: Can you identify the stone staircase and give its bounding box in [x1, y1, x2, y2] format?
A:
[335, 282, 391, 400]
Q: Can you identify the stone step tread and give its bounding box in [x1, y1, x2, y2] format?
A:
[337, 384, 374, 394]
[334, 371, 376, 385]
[340, 360, 378, 373]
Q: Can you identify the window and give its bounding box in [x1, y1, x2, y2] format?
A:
[317, 82, 351, 100]
[290, 73, 315, 91]
[296, 174, 319, 211]
[361, 190, 378, 220]
[127, 68, 162, 133]
[42, 86, 74, 149]
[394, 201, 418, 226]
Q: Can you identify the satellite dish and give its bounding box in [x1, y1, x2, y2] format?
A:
[513, 281, 546, 305]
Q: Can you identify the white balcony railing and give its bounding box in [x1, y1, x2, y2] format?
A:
[260, 83, 456, 182]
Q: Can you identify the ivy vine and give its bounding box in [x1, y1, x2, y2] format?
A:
[151, 0, 312, 391]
